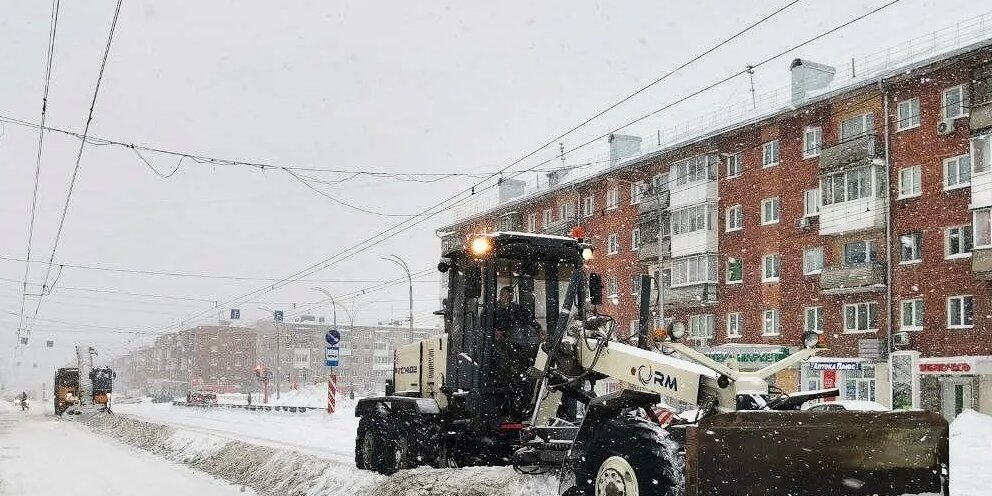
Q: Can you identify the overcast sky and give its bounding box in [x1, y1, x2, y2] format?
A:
[0, 0, 982, 392]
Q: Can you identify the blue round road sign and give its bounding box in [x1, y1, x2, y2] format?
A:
[325, 329, 341, 345]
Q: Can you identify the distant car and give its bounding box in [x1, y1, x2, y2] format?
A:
[189, 391, 218, 406]
[802, 400, 888, 412]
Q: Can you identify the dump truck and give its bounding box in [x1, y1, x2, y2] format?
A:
[354, 231, 949, 495]
[54, 367, 80, 416]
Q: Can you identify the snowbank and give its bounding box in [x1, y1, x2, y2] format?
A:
[950, 409, 992, 496]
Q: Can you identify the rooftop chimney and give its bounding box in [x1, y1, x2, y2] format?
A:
[497, 178, 526, 204]
[608, 134, 642, 167]
[790, 58, 836, 107]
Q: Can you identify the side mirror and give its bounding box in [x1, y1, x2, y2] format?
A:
[437, 261, 450, 273]
[464, 266, 482, 299]
[588, 273, 604, 306]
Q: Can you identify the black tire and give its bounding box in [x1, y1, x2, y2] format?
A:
[575, 416, 683, 496]
[355, 415, 398, 475]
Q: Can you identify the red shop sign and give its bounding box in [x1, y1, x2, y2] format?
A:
[918, 362, 972, 374]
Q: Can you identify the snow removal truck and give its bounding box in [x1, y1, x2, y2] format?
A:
[355, 231, 949, 496]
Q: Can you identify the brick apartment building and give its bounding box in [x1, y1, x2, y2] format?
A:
[439, 30, 992, 420]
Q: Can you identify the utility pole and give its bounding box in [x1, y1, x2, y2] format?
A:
[275, 328, 281, 400]
[382, 254, 413, 333]
[76, 345, 95, 410]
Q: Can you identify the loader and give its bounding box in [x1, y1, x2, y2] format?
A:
[354, 231, 949, 495]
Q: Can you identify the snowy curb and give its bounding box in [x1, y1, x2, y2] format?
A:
[79, 412, 558, 496]
[80, 412, 380, 496]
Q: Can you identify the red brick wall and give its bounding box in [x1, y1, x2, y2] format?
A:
[192, 326, 257, 392]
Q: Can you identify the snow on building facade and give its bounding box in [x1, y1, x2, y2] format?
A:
[438, 23, 992, 421]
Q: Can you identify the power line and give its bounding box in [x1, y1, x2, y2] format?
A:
[28, 0, 125, 331]
[16, 0, 62, 341]
[283, 168, 417, 217]
[128, 2, 900, 339]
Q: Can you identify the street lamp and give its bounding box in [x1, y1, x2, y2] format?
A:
[381, 254, 413, 332]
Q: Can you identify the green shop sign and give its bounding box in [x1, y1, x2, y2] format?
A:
[706, 347, 790, 364]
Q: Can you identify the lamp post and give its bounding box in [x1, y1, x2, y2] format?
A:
[382, 254, 413, 332]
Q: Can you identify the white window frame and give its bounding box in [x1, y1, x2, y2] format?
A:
[671, 204, 715, 235]
[946, 224, 974, 259]
[804, 188, 821, 217]
[559, 201, 575, 221]
[762, 140, 780, 168]
[899, 231, 923, 264]
[606, 188, 619, 210]
[674, 154, 718, 186]
[804, 306, 823, 334]
[542, 209, 553, 229]
[803, 246, 824, 275]
[840, 112, 875, 141]
[974, 134, 992, 174]
[762, 309, 780, 336]
[896, 97, 921, 131]
[630, 228, 640, 251]
[944, 154, 972, 190]
[843, 302, 879, 333]
[726, 313, 742, 338]
[606, 276, 619, 298]
[671, 254, 719, 287]
[947, 295, 974, 329]
[762, 253, 781, 282]
[942, 84, 969, 120]
[898, 165, 922, 199]
[726, 153, 742, 178]
[606, 233, 619, 255]
[630, 275, 642, 296]
[821, 165, 874, 205]
[582, 196, 596, 218]
[725, 204, 743, 232]
[689, 314, 715, 340]
[726, 257, 743, 284]
[630, 181, 646, 205]
[900, 299, 924, 331]
[760, 197, 780, 225]
[802, 126, 822, 158]
[975, 209, 992, 248]
[527, 213, 537, 232]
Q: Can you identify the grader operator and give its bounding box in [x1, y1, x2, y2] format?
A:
[355, 231, 949, 496]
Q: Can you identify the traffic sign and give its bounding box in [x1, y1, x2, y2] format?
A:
[325, 329, 341, 346]
[325, 346, 340, 367]
[230, 309, 241, 320]
[274, 310, 284, 322]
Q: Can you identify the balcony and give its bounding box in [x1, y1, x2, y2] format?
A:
[819, 134, 881, 173]
[638, 237, 671, 263]
[637, 189, 670, 215]
[663, 283, 718, 307]
[543, 217, 577, 237]
[820, 262, 887, 295]
[971, 101, 992, 132]
[818, 196, 886, 235]
[495, 211, 523, 232]
[972, 247, 992, 280]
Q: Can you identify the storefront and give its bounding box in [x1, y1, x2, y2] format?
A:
[800, 357, 883, 403]
[702, 344, 800, 393]
[918, 356, 992, 421]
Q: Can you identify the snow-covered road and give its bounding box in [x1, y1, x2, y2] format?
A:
[0, 408, 253, 496]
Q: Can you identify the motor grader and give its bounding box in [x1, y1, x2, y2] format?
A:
[355, 231, 948, 495]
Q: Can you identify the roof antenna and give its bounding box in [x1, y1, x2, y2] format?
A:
[746, 65, 757, 109]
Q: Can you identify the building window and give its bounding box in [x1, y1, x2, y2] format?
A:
[974, 134, 992, 174]
[726, 313, 742, 338]
[976, 209, 992, 248]
[763, 309, 780, 336]
[803, 127, 822, 158]
[726, 153, 742, 178]
[762, 140, 780, 167]
[527, 213, 537, 232]
[843, 239, 878, 265]
[947, 295, 974, 328]
[804, 188, 820, 217]
[630, 228, 640, 251]
[821, 166, 873, 205]
[671, 204, 715, 235]
[899, 232, 922, 263]
[674, 154, 718, 185]
[805, 306, 823, 333]
[630, 275, 643, 296]
[542, 209, 553, 228]
[840, 113, 874, 141]
[210, 345, 218, 353]
[844, 302, 879, 332]
[762, 253, 781, 282]
[942, 84, 969, 120]
[726, 258, 742, 284]
[582, 196, 595, 217]
[896, 98, 921, 131]
[689, 314, 715, 339]
[559, 201, 576, 221]
[803, 246, 824, 275]
[672, 254, 719, 287]
[606, 188, 619, 210]
[606, 276, 619, 298]
[901, 299, 924, 331]
[630, 181, 646, 205]
[606, 233, 619, 255]
[974, 63, 992, 107]
[844, 367, 876, 401]
[726, 204, 743, 232]
[946, 225, 974, 258]
[898, 165, 922, 198]
[944, 154, 972, 190]
[760, 197, 780, 225]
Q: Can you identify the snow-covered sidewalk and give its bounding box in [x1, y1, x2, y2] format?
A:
[0, 410, 253, 496]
